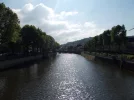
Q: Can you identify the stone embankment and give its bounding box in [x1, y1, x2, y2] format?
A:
[81, 52, 134, 72]
[0, 55, 42, 70]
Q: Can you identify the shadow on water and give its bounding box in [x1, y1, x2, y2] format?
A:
[0, 54, 57, 72]
[1, 54, 134, 100]
[0, 55, 57, 100]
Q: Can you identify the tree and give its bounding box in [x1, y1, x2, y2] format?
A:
[36, 29, 46, 53]
[119, 25, 127, 51]
[93, 36, 98, 52]
[21, 25, 36, 54]
[0, 3, 60, 58]
[0, 3, 20, 54]
[85, 24, 127, 54]
[98, 34, 103, 51]
[45, 35, 55, 51]
[110, 25, 127, 52]
[102, 30, 111, 51]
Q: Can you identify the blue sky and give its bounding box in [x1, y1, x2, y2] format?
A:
[1, 0, 134, 43]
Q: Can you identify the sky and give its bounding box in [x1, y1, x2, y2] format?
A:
[1, 0, 134, 44]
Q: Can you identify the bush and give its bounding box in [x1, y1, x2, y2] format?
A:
[126, 55, 134, 60]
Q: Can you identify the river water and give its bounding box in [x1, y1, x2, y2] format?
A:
[0, 54, 134, 100]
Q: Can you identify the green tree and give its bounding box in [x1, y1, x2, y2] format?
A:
[0, 3, 60, 58]
[0, 3, 20, 54]
[102, 30, 111, 51]
[93, 36, 98, 52]
[119, 25, 127, 50]
[98, 34, 103, 51]
[110, 25, 126, 52]
[21, 25, 39, 54]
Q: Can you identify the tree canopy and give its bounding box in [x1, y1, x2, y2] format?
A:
[84, 25, 127, 53]
[0, 3, 60, 56]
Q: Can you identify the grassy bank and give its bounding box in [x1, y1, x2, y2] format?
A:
[84, 52, 134, 61]
[82, 52, 134, 72]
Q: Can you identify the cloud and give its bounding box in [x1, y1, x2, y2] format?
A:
[56, 11, 78, 20]
[13, 3, 104, 44]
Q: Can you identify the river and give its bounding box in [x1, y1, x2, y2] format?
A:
[0, 53, 134, 100]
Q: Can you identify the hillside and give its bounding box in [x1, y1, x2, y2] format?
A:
[60, 37, 92, 48]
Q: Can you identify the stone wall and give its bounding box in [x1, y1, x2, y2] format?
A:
[81, 52, 134, 72]
[0, 55, 42, 70]
[81, 52, 95, 61]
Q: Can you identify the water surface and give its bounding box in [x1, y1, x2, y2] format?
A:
[0, 54, 134, 100]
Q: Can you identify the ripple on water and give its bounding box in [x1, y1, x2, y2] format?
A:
[57, 79, 89, 100]
[0, 78, 6, 97]
[49, 54, 90, 100]
[3, 54, 133, 100]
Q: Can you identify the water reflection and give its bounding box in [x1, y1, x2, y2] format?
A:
[57, 80, 89, 100]
[0, 78, 6, 98]
[29, 64, 38, 79]
[0, 54, 134, 100]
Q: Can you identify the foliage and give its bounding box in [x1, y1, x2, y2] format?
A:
[0, 3, 60, 56]
[84, 25, 127, 53]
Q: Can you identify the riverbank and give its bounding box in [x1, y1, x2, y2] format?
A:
[0, 52, 58, 71]
[2, 53, 134, 100]
[81, 52, 134, 72]
[0, 55, 43, 70]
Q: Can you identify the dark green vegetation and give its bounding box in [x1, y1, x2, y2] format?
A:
[59, 24, 134, 59]
[0, 3, 59, 60]
[59, 38, 91, 53]
[84, 25, 134, 61]
[84, 25, 127, 53]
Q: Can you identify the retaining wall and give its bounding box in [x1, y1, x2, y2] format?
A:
[0, 55, 42, 70]
[81, 52, 134, 72]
